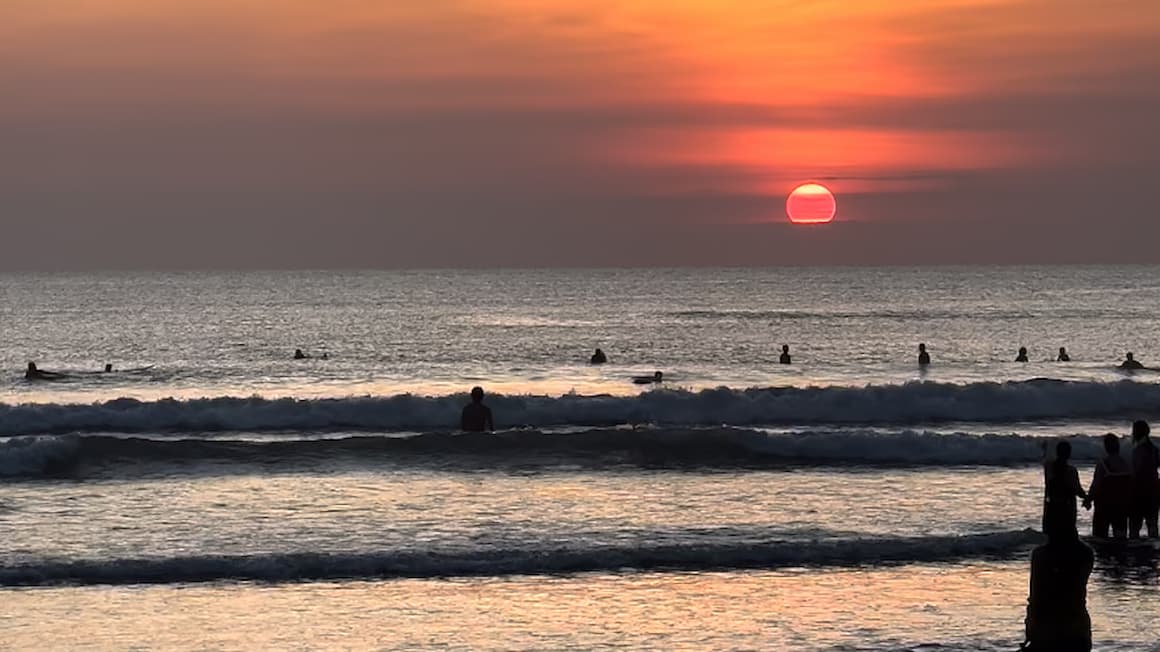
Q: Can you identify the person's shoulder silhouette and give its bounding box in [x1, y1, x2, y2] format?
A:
[1016, 347, 1029, 362]
[461, 386, 494, 432]
[590, 348, 607, 365]
[779, 345, 791, 365]
[1057, 347, 1070, 362]
[917, 343, 931, 366]
[1120, 352, 1144, 369]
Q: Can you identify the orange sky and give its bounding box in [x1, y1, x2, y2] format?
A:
[1, 0, 1158, 266]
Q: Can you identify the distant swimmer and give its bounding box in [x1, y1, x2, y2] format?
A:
[1057, 347, 1070, 362]
[632, 371, 663, 385]
[1016, 347, 1029, 363]
[24, 362, 65, 381]
[460, 386, 494, 433]
[294, 349, 307, 360]
[917, 343, 931, 367]
[1119, 352, 1144, 370]
[104, 363, 113, 373]
[590, 348, 607, 365]
[779, 344, 791, 365]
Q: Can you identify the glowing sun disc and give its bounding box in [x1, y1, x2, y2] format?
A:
[786, 183, 836, 224]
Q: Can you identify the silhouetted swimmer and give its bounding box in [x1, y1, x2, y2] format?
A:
[1129, 420, 1159, 539]
[1119, 352, 1144, 370]
[632, 371, 663, 385]
[1022, 518, 1093, 652]
[1016, 347, 1029, 363]
[917, 343, 931, 367]
[460, 386, 494, 433]
[104, 363, 113, 373]
[1057, 347, 1070, 362]
[1043, 441, 1087, 537]
[321, 352, 329, 360]
[779, 345, 791, 365]
[24, 362, 65, 381]
[1084, 433, 1132, 539]
[294, 349, 307, 360]
[590, 348, 607, 365]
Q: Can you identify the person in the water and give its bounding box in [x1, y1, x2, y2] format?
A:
[24, 362, 65, 381]
[1129, 420, 1159, 539]
[779, 344, 791, 365]
[917, 343, 931, 367]
[632, 371, 663, 384]
[1043, 440, 1087, 537]
[1022, 515, 1093, 652]
[1057, 347, 1071, 362]
[1119, 352, 1144, 370]
[1016, 347, 1029, 362]
[590, 348, 607, 364]
[104, 363, 113, 373]
[294, 349, 307, 360]
[1084, 433, 1132, 539]
[460, 386, 494, 432]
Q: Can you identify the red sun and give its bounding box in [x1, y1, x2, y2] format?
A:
[786, 183, 836, 224]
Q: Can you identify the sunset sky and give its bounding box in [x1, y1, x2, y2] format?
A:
[2, 0, 1158, 268]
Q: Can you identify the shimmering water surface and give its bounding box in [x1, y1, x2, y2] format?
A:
[2, 267, 1159, 650]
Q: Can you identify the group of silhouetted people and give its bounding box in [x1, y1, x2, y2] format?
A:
[1025, 420, 1160, 651]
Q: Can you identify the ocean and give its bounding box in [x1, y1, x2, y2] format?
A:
[2, 266, 1159, 651]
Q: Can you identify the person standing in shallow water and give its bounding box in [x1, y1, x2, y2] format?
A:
[460, 386, 494, 433]
[1022, 517, 1094, 652]
[1057, 347, 1071, 362]
[917, 343, 931, 367]
[1043, 441, 1087, 536]
[1084, 433, 1132, 539]
[779, 344, 791, 365]
[1129, 420, 1160, 538]
[1016, 347, 1029, 362]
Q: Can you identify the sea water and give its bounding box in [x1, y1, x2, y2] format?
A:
[2, 267, 1159, 651]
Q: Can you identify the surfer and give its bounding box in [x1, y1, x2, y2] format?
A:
[1119, 352, 1144, 370]
[632, 371, 663, 385]
[24, 362, 65, 381]
[590, 348, 607, 364]
[1043, 440, 1087, 537]
[779, 344, 791, 365]
[917, 343, 931, 367]
[460, 386, 494, 432]
[1129, 420, 1160, 539]
[1022, 516, 1093, 652]
[1057, 347, 1070, 362]
[294, 349, 308, 360]
[1083, 433, 1132, 539]
[1016, 347, 1029, 363]
[104, 363, 114, 373]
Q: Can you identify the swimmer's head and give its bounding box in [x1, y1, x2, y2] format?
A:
[470, 386, 485, 402]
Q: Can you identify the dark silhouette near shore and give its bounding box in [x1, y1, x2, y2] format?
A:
[779, 344, 791, 365]
[1130, 420, 1159, 539]
[294, 348, 307, 360]
[1022, 518, 1094, 652]
[590, 348, 607, 364]
[104, 363, 114, 373]
[917, 343, 930, 367]
[1016, 347, 1029, 362]
[1057, 347, 1070, 362]
[1084, 433, 1131, 539]
[460, 386, 494, 432]
[24, 362, 65, 381]
[1043, 441, 1087, 536]
[632, 371, 664, 385]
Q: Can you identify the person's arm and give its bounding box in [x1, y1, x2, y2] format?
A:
[1087, 461, 1105, 505]
[1071, 467, 1087, 500]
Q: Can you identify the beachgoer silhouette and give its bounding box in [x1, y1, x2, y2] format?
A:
[1129, 420, 1160, 539]
[1022, 517, 1093, 652]
[1043, 441, 1087, 537]
[1119, 352, 1143, 370]
[590, 348, 607, 365]
[779, 344, 791, 365]
[1057, 347, 1070, 362]
[460, 386, 494, 432]
[294, 349, 307, 360]
[1016, 347, 1029, 363]
[632, 371, 663, 385]
[1084, 433, 1132, 539]
[917, 343, 931, 367]
[104, 363, 113, 373]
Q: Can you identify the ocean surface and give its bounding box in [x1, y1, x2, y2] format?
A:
[2, 267, 1159, 651]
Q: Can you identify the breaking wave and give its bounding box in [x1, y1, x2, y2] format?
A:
[0, 428, 1109, 478]
[0, 529, 1041, 586]
[1, 379, 1158, 437]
